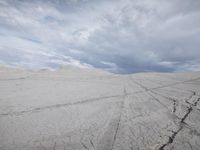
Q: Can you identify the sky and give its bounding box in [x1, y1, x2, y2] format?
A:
[0, 0, 200, 74]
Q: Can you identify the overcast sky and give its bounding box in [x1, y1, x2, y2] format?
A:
[0, 0, 200, 73]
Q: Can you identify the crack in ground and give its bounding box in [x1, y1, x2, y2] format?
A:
[159, 92, 199, 150]
[172, 99, 177, 113]
[81, 142, 90, 150]
[128, 77, 200, 150]
[134, 83, 195, 116]
[194, 98, 200, 106]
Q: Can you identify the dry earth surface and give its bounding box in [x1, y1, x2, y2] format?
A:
[0, 65, 200, 150]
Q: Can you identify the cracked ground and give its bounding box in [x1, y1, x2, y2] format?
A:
[0, 66, 200, 150]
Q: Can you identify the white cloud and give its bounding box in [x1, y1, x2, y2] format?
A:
[0, 0, 200, 73]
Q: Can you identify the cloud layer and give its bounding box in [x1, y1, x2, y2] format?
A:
[0, 0, 200, 73]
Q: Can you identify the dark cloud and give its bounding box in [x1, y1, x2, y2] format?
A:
[0, 0, 200, 73]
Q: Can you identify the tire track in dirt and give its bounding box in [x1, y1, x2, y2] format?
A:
[0, 94, 125, 117]
[130, 76, 200, 92]
[96, 89, 127, 150]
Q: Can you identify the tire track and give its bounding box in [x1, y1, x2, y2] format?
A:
[0, 94, 125, 118]
[2, 76, 199, 118]
[97, 89, 127, 150]
[130, 76, 200, 92]
[129, 78, 169, 110]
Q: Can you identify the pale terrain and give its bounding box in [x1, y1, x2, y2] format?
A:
[0, 65, 200, 150]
